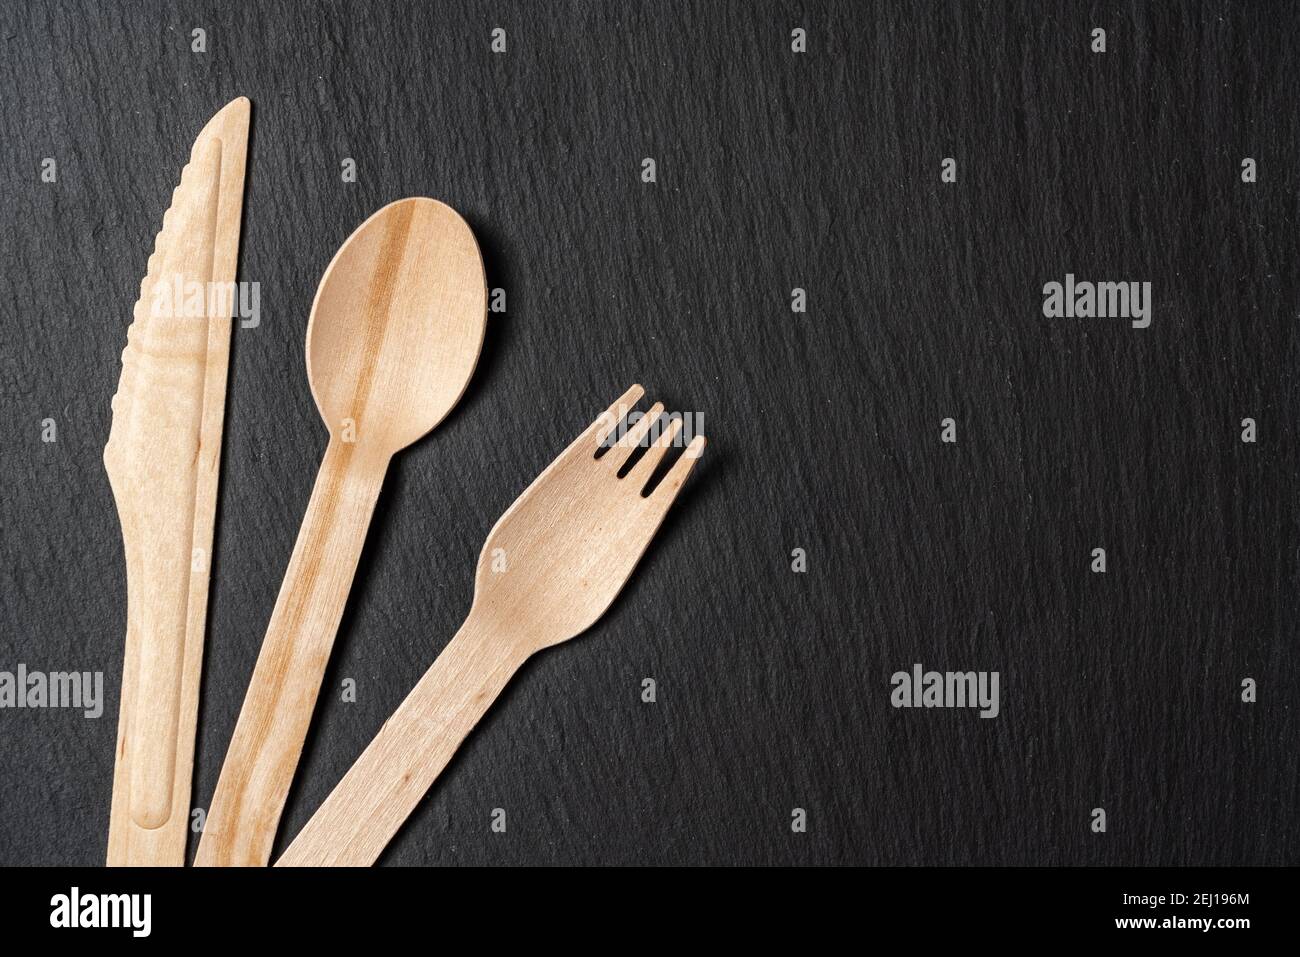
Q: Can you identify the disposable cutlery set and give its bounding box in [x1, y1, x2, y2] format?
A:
[104, 99, 705, 866]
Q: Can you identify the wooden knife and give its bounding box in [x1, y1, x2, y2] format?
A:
[104, 98, 251, 866]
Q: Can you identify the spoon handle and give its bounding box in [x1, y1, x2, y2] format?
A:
[196, 436, 388, 866]
[276, 614, 523, 867]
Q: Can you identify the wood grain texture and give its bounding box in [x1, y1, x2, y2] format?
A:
[0, 0, 1297, 866]
[194, 198, 486, 865]
[277, 386, 704, 866]
[103, 97, 249, 866]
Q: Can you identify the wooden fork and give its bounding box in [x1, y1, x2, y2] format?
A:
[277, 384, 705, 866]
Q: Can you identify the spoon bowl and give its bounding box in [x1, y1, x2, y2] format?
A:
[306, 197, 486, 452]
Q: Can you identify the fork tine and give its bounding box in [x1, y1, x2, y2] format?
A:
[604, 402, 663, 471]
[628, 415, 682, 490]
[592, 383, 645, 448]
[646, 434, 705, 506]
[551, 384, 644, 464]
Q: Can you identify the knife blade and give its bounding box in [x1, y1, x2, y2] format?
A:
[104, 97, 250, 866]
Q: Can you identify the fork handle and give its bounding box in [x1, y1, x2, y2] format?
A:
[195, 437, 389, 866]
[276, 615, 522, 867]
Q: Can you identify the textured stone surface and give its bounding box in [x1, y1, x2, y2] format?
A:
[0, 0, 1296, 865]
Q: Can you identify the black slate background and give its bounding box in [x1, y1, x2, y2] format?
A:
[1, 0, 1297, 866]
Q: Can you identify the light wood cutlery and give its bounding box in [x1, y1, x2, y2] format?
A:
[105, 98, 250, 866]
[278, 385, 704, 866]
[105, 101, 706, 868]
[194, 198, 487, 866]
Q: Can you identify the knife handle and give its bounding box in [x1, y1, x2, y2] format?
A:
[105, 314, 224, 858]
[196, 436, 388, 866]
[123, 475, 203, 830]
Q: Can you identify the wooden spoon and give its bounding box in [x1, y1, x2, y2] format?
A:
[195, 198, 486, 866]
